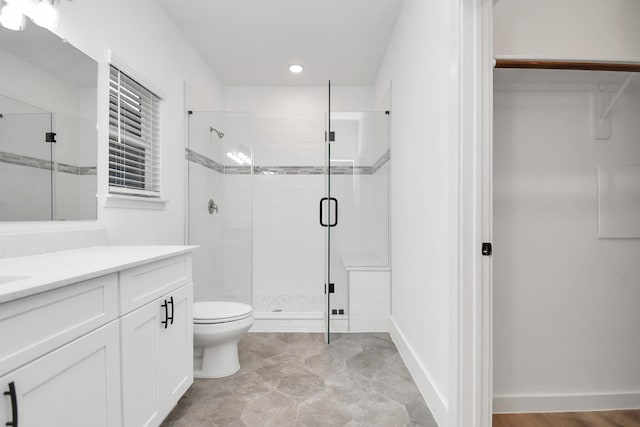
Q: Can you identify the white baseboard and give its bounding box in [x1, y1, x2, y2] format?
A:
[249, 312, 349, 333]
[389, 316, 448, 427]
[494, 392, 640, 414]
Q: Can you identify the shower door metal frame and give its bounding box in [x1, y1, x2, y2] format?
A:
[323, 80, 333, 344]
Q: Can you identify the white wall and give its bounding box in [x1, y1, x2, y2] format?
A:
[226, 86, 373, 165]
[494, 0, 640, 62]
[55, 87, 98, 221]
[374, 0, 457, 425]
[493, 70, 640, 412]
[0, 0, 225, 247]
[60, 0, 226, 244]
[0, 47, 80, 117]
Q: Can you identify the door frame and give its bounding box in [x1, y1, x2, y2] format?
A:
[452, 0, 494, 426]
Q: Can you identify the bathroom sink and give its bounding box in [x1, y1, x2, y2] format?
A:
[0, 275, 31, 284]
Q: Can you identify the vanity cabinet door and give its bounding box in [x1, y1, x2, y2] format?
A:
[0, 322, 121, 427]
[158, 283, 193, 418]
[120, 293, 163, 427]
[120, 283, 193, 427]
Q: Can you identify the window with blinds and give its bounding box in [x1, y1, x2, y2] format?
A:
[109, 65, 161, 197]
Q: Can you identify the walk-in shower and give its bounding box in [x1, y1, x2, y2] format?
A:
[186, 111, 253, 306]
[187, 91, 390, 340]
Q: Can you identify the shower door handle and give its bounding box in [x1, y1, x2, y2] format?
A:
[319, 197, 338, 227]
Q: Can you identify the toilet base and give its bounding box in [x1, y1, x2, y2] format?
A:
[194, 339, 241, 378]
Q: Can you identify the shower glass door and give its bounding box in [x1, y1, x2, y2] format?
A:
[324, 82, 333, 343]
[324, 83, 391, 343]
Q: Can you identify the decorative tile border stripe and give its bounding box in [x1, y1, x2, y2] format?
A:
[0, 151, 96, 175]
[78, 166, 97, 176]
[185, 148, 390, 176]
[255, 166, 325, 175]
[0, 151, 50, 170]
[56, 163, 79, 174]
[372, 149, 390, 174]
[225, 165, 252, 175]
[331, 166, 373, 175]
[185, 148, 224, 173]
[253, 165, 374, 175]
[57, 163, 97, 175]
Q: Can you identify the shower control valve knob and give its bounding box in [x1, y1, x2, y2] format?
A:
[208, 199, 218, 214]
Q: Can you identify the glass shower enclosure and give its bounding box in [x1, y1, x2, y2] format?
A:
[324, 82, 390, 341]
[186, 91, 390, 343]
[186, 111, 253, 306]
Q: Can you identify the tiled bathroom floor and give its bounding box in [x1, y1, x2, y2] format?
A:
[161, 333, 437, 427]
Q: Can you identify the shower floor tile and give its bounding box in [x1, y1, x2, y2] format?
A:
[253, 294, 324, 313]
[161, 333, 437, 427]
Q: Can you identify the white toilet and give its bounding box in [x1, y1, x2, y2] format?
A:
[193, 301, 254, 378]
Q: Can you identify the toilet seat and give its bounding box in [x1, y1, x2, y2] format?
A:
[194, 301, 253, 324]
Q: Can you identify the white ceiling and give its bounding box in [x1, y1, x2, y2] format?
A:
[158, 0, 403, 86]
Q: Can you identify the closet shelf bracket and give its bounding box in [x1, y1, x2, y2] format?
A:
[600, 73, 634, 120]
[593, 73, 634, 140]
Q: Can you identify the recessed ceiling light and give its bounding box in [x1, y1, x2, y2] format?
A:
[289, 64, 304, 74]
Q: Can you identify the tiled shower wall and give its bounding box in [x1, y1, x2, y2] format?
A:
[187, 112, 253, 304]
[226, 86, 389, 313]
[188, 148, 390, 312]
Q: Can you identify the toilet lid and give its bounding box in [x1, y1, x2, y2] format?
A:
[193, 301, 253, 323]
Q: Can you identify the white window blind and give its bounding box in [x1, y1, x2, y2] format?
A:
[109, 65, 161, 197]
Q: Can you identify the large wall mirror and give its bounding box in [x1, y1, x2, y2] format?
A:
[0, 23, 98, 221]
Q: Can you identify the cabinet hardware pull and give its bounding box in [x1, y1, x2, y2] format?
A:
[168, 296, 174, 325]
[4, 381, 17, 427]
[161, 299, 169, 329]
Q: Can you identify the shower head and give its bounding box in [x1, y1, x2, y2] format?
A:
[210, 127, 224, 139]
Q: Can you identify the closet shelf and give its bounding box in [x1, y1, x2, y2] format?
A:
[495, 59, 640, 73]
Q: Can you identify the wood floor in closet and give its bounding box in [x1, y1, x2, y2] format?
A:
[493, 409, 640, 427]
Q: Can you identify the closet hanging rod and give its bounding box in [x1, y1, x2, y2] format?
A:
[494, 59, 640, 73]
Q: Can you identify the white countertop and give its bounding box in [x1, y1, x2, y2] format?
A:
[0, 245, 197, 303]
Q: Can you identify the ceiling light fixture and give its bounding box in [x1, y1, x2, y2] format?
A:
[0, 1, 26, 31]
[289, 64, 304, 74]
[31, 0, 58, 30]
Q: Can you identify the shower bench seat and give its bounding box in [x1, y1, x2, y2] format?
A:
[342, 254, 391, 333]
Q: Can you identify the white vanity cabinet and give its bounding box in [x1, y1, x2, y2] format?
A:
[0, 247, 195, 427]
[0, 322, 121, 427]
[120, 255, 193, 427]
[0, 273, 121, 427]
